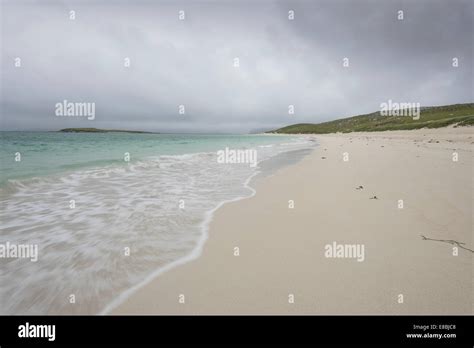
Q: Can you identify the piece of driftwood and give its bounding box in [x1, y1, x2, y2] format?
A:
[421, 235, 474, 253]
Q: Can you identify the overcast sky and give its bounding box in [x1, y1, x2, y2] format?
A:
[1, 0, 472, 133]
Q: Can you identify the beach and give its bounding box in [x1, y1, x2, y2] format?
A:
[111, 127, 473, 315]
[0, 133, 312, 314]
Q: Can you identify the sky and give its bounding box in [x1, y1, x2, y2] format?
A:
[1, 0, 472, 133]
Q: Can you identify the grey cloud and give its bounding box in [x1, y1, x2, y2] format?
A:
[1, 0, 472, 132]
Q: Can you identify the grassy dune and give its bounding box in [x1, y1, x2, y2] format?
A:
[271, 103, 474, 134]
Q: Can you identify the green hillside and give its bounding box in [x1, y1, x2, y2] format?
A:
[270, 103, 474, 134]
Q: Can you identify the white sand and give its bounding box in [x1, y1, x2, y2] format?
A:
[112, 127, 473, 314]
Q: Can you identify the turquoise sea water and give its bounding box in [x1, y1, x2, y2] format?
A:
[0, 132, 299, 184]
[0, 132, 315, 314]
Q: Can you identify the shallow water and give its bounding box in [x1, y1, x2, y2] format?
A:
[0, 132, 315, 314]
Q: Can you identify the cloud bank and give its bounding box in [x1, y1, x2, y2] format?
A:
[1, 0, 472, 132]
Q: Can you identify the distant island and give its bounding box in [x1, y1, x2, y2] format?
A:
[270, 103, 474, 134]
[59, 128, 157, 134]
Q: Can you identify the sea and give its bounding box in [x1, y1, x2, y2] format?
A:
[0, 131, 315, 314]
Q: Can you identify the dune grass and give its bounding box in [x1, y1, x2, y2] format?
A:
[270, 103, 474, 134]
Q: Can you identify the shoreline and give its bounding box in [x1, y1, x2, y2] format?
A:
[101, 142, 316, 314]
[100, 171, 260, 314]
[111, 127, 472, 315]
